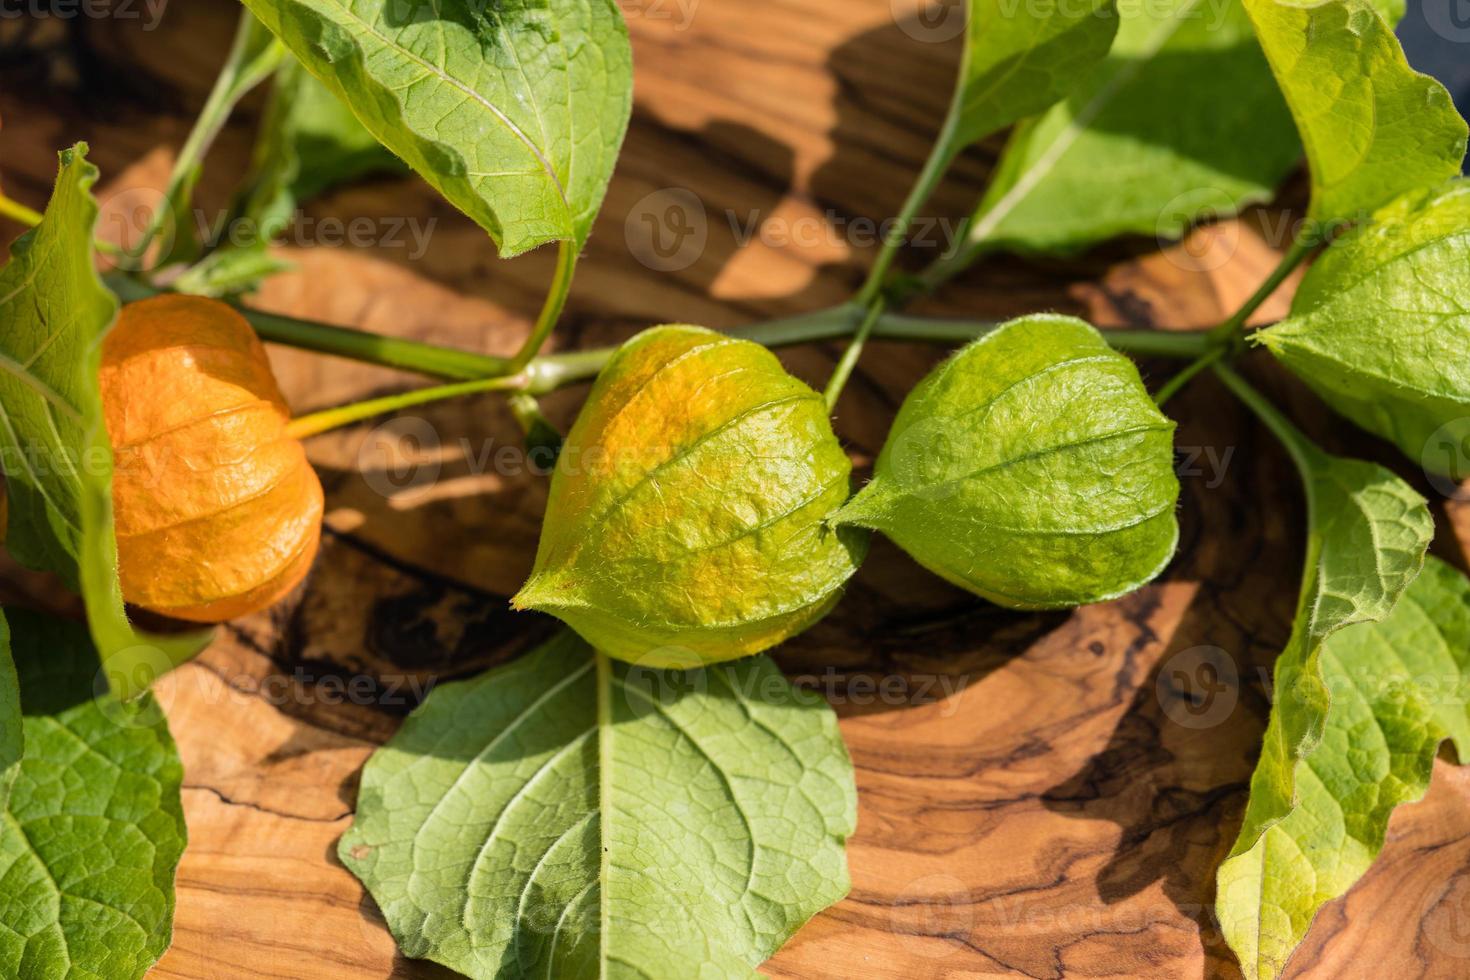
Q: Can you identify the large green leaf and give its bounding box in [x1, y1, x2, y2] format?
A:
[1242, 0, 1466, 228]
[340, 632, 856, 978]
[0, 609, 186, 979]
[835, 315, 1179, 608]
[1218, 557, 1470, 980]
[0, 613, 18, 813]
[1257, 181, 1470, 480]
[952, 0, 1301, 258]
[1214, 365, 1433, 872]
[0, 145, 213, 697]
[240, 0, 633, 257]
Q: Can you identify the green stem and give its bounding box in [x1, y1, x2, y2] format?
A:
[507, 240, 577, 372]
[107, 275, 512, 380]
[1153, 347, 1225, 407]
[855, 121, 961, 309]
[284, 374, 529, 440]
[1207, 236, 1316, 345]
[246, 305, 511, 379]
[0, 191, 43, 227]
[128, 10, 283, 264]
[1212, 362, 1316, 476]
[914, 232, 980, 296]
[823, 301, 887, 409]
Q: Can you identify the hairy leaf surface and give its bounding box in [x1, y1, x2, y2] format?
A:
[958, 0, 1300, 257]
[1257, 181, 1470, 480]
[836, 315, 1178, 608]
[1223, 406, 1432, 882]
[340, 632, 857, 979]
[1218, 558, 1470, 980]
[0, 145, 212, 696]
[515, 326, 866, 667]
[1242, 0, 1466, 226]
[240, 0, 633, 256]
[0, 610, 186, 979]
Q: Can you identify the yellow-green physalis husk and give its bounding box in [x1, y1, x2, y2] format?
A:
[835, 314, 1179, 609]
[514, 325, 867, 667]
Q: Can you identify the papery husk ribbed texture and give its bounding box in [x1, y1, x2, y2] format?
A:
[514, 325, 866, 667]
[100, 295, 323, 623]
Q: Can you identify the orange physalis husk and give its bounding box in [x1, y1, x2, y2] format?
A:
[101, 294, 323, 623]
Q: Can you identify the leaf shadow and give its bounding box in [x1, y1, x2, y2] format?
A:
[1032, 371, 1301, 979]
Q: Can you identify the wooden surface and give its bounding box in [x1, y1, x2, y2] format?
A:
[4, 1, 1470, 977]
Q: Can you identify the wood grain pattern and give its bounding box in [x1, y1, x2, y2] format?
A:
[3, 1, 1470, 977]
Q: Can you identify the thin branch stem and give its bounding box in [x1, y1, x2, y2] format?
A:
[1207, 236, 1316, 345]
[507, 240, 577, 372]
[0, 191, 43, 228]
[854, 119, 961, 309]
[107, 275, 514, 380]
[1212, 362, 1316, 477]
[128, 10, 283, 264]
[1153, 347, 1224, 407]
[823, 301, 886, 409]
[284, 374, 529, 440]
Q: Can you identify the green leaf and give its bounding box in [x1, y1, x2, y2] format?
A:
[1211, 365, 1434, 879]
[514, 326, 867, 668]
[240, 0, 634, 257]
[1257, 180, 1470, 480]
[940, 0, 1118, 164]
[1242, 0, 1466, 228]
[954, 0, 1302, 257]
[0, 613, 18, 813]
[339, 632, 857, 979]
[252, 54, 407, 216]
[0, 145, 212, 697]
[171, 246, 295, 300]
[1217, 557, 1470, 980]
[836, 315, 1179, 608]
[0, 609, 186, 979]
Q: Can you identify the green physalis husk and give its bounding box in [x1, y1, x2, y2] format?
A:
[514, 325, 866, 667]
[835, 314, 1179, 609]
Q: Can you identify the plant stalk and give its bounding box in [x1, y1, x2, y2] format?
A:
[284, 374, 529, 440]
[1153, 347, 1225, 407]
[128, 10, 283, 265]
[822, 300, 887, 409]
[107, 275, 513, 379]
[1206, 236, 1316, 345]
[507, 240, 577, 372]
[1212, 362, 1316, 476]
[0, 190, 43, 228]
